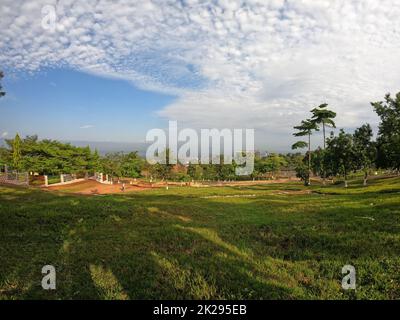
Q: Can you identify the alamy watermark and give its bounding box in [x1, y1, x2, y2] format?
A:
[39, 263, 356, 292]
[41, 265, 56, 290]
[41, 5, 58, 32]
[146, 121, 255, 176]
[341, 264, 356, 290]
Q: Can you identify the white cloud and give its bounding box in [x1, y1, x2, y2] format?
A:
[1, 0, 400, 149]
[1, 132, 8, 138]
[80, 125, 94, 129]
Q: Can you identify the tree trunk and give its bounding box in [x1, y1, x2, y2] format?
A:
[344, 171, 348, 188]
[308, 133, 311, 186]
[363, 171, 368, 186]
[322, 122, 326, 186]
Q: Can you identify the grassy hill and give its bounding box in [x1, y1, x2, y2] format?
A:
[0, 177, 399, 299]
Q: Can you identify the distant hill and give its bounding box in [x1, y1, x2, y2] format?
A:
[62, 140, 148, 156]
[0, 137, 291, 156]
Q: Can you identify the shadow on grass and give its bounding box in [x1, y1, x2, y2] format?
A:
[1, 182, 399, 299]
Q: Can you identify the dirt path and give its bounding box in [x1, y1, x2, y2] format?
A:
[45, 178, 302, 195]
[46, 180, 157, 195]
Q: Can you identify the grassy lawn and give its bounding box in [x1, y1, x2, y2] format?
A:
[0, 177, 399, 300]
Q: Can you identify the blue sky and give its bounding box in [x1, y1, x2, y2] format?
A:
[0, 68, 176, 142]
[1, 0, 399, 150]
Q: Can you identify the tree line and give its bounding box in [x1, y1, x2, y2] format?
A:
[0, 135, 148, 178]
[0, 137, 296, 184]
[292, 92, 400, 186]
[0, 137, 296, 182]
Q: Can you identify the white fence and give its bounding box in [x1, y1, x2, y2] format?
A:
[0, 170, 112, 187]
[0, 171, 29, 186]
[92, 172, 113, 185]
[61, 173, 76, 183]
[44, 173, 83, 187]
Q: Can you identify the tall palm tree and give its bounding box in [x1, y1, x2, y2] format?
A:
[310, 103, 336, 184]
[292, 119, 319, 186]
[310, 103, 336, 149]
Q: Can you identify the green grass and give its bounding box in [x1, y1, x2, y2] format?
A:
[0, 177, 399, 299]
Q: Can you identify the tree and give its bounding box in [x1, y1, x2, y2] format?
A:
[371, 92, 400, 173]
[310, 103, 337, 148]
[201, 163, 218, 181]
[12, 133, 22, 171]
[215, 155, 236, 181]
[294, 161, 309, 185]
[283, 152, 304, 170]
[3, 135, 104, 175]
[90, 149, 101, 172]
[0, 146, 10, 170]
[310, 103, 336, 184]
[1, 134, 146, 177]
[264, 153, 287, 178]
[310, 147, 326, 177]
[292, 119, 319, 185]
[0, 71, 5, 99]
[101, 152, 124, 177]
[120, 151, 144, 178]
[187, 162, 200, 181]
[252, 152, 265, 180]
[353, 124, 376, 185]
[149, 148, 173, 180]
[325, 130, 357, 187]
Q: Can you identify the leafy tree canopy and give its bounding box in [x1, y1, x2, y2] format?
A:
[372, 92, 400, 171]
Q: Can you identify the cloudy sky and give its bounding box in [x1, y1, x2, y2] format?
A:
[1, 0, 399, 151]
